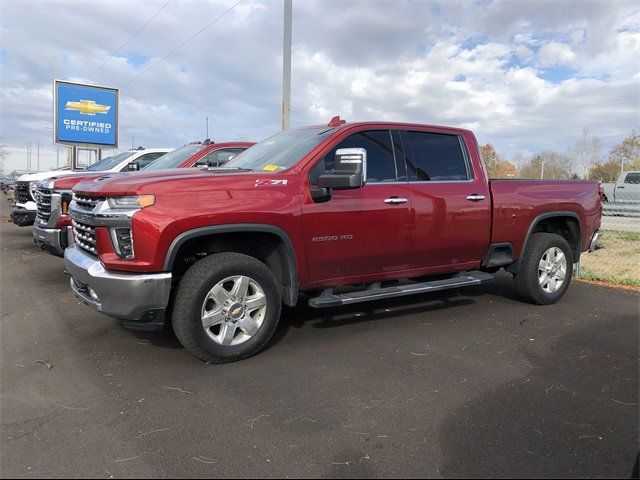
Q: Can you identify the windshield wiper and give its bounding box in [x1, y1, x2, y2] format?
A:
[207, 166, 253, 172]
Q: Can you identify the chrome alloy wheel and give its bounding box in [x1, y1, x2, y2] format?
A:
[200, 275, 267, 346]
[538, 247, 567, 293]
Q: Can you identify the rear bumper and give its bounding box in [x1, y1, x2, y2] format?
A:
[11, 206, 36, 226]
[64, 245, 172, 326]
[33, 224, 70, 257]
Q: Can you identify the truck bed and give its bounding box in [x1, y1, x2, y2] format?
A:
[489, 179, 602, 259]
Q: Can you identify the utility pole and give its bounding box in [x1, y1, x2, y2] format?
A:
[282, 0, 292, 130]
[540, 161, 544, 179]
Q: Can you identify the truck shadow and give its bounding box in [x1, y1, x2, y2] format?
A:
[130, 272, 526, 352]
[273, 273, 524, 344]
[437, 316, 639, 478]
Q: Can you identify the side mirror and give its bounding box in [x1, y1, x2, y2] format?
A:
[127, 161, 140, 171]
[317, 148, 366, 190]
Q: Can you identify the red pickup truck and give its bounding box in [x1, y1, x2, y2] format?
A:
[65, 119, 602, 363]
[34, 142, 253, 256]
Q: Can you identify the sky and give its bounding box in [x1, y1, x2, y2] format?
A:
[0, 0, 639, 174]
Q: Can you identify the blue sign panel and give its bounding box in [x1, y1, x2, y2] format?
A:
[54, 80, 118, 147]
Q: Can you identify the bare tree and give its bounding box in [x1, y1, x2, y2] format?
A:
[519, 151, 572, 179]
[569, 127, 602, 178]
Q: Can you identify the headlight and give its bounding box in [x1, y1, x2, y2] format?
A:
[29, 181, 39, 200]
[107, 195, 155, 209]
[60, 192, 72, 214]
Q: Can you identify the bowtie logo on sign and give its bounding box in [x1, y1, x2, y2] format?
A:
[54, 80, 119, 148]
[65, 100, 111, 116]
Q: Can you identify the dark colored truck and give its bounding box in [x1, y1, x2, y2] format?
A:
[34, 142, 253, 256]
[64, 118, 603, 363]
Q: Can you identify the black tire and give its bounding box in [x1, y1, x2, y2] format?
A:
[172, 252, 282, 363]
[514, 232, 574, 305]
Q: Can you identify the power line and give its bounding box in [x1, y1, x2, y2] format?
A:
[89, 0, 170, 78]
[121, 0, 245, 88]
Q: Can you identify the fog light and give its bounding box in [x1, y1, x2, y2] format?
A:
[110, 227, 134, 259]
[87, 287, 99, 301]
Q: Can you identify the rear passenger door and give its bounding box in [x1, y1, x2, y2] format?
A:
[401, 130, 491, 271]
[301, 129, 414, 283]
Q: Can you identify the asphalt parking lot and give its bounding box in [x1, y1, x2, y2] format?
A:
[1, 200, 638, 479]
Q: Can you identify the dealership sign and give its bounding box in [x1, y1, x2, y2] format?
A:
[54, 80, 119, 147]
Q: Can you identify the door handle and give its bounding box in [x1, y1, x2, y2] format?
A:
[466, 194, 486, 202]
[385, 197, 408, 204]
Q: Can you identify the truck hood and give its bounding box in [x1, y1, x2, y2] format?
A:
[73, 168, 263, 196]
[51, 171, 129, 190]
[18, 169, 84, 182]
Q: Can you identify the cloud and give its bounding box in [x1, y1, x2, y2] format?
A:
[0, 0, 638, 174]
[537, 42, 576, 67]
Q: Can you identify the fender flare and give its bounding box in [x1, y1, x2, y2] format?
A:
[164, 223, 299, 306]
[508, 211, 582, 272]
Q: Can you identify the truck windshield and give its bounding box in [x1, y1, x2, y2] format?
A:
[142, 144, 204, 171]
[224, 127, 335, 172]
[86, 152, 132, 171]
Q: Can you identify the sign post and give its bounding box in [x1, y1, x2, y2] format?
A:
[54, 80, 119, 169]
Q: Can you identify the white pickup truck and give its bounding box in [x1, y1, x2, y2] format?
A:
[601, 171, 640, 204]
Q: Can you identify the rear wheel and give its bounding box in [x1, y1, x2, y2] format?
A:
[514, 233, 573, 305]
[172, 252, 282, 363]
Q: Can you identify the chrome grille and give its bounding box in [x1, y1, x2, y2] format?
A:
[73, 194, 106, 211]
[15, 181, 32, 203]
[72, 219, 97, 255]
[36, 187, 52, 222]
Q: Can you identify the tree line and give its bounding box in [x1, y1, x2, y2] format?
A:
[481, 129, 640, 182]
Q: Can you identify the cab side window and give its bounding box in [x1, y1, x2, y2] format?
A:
[624, 172, 640, 184]
[402, 131, 470, 181]
[135, 152, 165, 169]
[310, 130, 397, 184]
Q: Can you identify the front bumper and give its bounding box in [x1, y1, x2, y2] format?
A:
[64, 245, 172, 326]
[33, 224, 70, 257]
[10, 205, 36, 226]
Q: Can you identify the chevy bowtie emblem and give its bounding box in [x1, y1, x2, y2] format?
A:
[65, 100, 111, 115]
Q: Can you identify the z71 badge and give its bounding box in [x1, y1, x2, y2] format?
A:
[255, 179, 288, 187]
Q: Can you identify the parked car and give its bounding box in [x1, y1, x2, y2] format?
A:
[33, 143, 253, 256]
[12, 148, 172, 228]
[1, 177, 15, 195]
[64, 118, 603, 363]
[601, 171, 640, 204]
[11, 167, 73, 226]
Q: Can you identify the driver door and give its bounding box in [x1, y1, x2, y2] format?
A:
[301, 129, 414, 284]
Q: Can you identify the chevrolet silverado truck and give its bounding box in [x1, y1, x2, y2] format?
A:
[65, 118, 603, 363]
[34, 142, 253, 256]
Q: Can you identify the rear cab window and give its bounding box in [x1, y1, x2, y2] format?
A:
[401, 130, 471, 181]
[623, 172, 640, 184]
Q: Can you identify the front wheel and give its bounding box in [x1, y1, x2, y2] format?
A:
[172, 252, 282, 363]
[514, 232, 574, 305]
